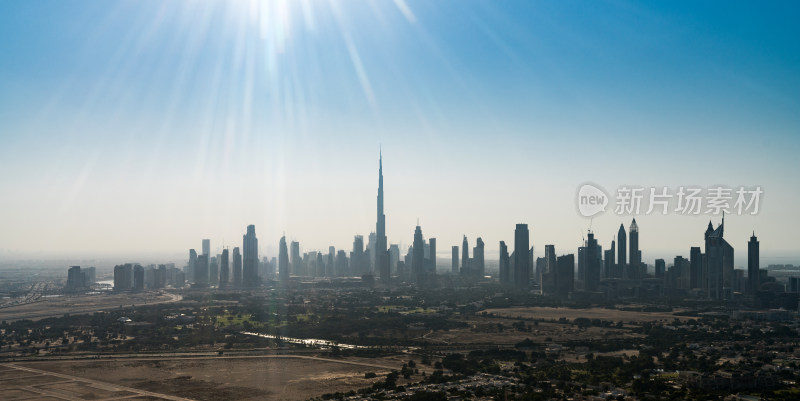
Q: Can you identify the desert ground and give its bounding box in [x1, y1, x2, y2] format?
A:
[0, 292, 182, 322]
[12, 355, 397, 400]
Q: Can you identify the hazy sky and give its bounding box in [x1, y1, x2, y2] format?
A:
[1, 1, 799, 266]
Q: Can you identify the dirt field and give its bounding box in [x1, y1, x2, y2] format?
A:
[0, 292, 181, 322]
[18, 355, 397, 400]
[484, 306, 690, 323]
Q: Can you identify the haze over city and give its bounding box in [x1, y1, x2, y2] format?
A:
[1, 0, 799, 265]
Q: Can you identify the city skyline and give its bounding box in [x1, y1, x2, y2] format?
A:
[1, 1, 799, 262]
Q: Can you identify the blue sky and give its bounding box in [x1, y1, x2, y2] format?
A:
[1, 1, 799, 265]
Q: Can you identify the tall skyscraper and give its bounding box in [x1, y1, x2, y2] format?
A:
[655, 258, 666, 278]
[585, 231, 601, 291]
[290, 241, 301, 276]
[114, 264, 134, 290]
[628, 219, 640, 279]
[242, 225, 259, 287]
[499, 241, 510, 285]
[542, 244, 556, 292]
[461, 236, 469, 276]
[451, 246, 459, 274]
[603, 240, 615, 278]
[617, 224, 626, 279]
[473, 237, 485, 278]
[202, 239, 210, 256]
[748, 232, 760, 294]
[352, 235, 365, 275]
[134, 264, 145, 291]
[705, 216, 734, 300]
[375, 151, 390, 284]
[428, 237, 437, 274]
[279, 236, 289, 285]
[209, 256, 219, 286]
[689, 246, 702, 289]
[219, 248, 229, 287]
[555, 254, 575, 297]
[412, 225, 425, 284]
[188, 249, 197, 283]
[232, 247, 242, 287]
[195, 254, 209, 286]
[514, 224, 530, 289]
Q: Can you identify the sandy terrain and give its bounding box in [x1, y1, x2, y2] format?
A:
[0, 292, 182, 322]
[18, 355, 397, 400]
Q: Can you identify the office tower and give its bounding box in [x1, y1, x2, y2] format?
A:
[114, 264, 133, 290]
[514, 224, 530, 289]
[202, 239, 210, 256]
[585, 232, 601, 291]
[290, 241, 302, 276]
[219, 249, 229, 287]
[689, 247, 702, 289]
[499, 241, 510, 285]
[156, 265, 166, 288]
[473, 237, 485, 278]
[461, 236, 470, 276]
[375, 152, 390, 284]
[655, 259, 665, 278]
[209, 256, 219, 286]
[232, 247, 242, 287]
[451, 246, 459, 274]
[412, 225, 425, 284]
[748, 232, 760, 294]
[327, 246, 335, 277]
[134, 264, 145, 291]
[188, 249, 197, 283]
[428, 238, 437, 274]
[66, 266, 84, 290]
[84, 266, 96, 284]
[628, 219, 640, 279]
[705, 217, 734, 300]
[389, 244, 400, 274]
[351, 235, 364, 275]
[670, 256, 689, 289]
[542, 244, 556, 292]
[243, 225, 259, 287]
[617, 224, 626, 279]
[316, 252, 324, 277]
[577, 244, 586, 289]
[279, 236, 289, 285]
[195, 254, 209, 286]
[556, 254, 575, 297]
[603, 241, 615, 278]
[336, 250, 348, 276]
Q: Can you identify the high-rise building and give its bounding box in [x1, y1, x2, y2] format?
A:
[375, 151, 390, 284]
[114, 264, 134, 290]
[389, 244, 400, 275]
[243, 225, 259, 287]
[542, 244, 556, 292]
[352, 235, 365, 275]
[689, 246, 702, 289]
[451, 246, 459, 274]
[461, 236, 470, 276]
[604, 241, 615, 278]
[655, 259, 665, 278]
[748, 232, 760, 294]
[134, 264, 145, 291]
[188, 249, 197, 283]
[232, 247, 242, 287]
[514, 224, 530, 289]
[499, 241, 511, 285]
[290, 241, 302, 276]
[336, 250, 348, 276]
[209, 256, 219, 286]
[202, 239, 210, 256]
[585, 231, 601, 291]
[219, 248, 229, 287]
[628, 219, 640, 279]
[428, 238, 437, 274]
[412, 225, 425, 284]
[195, 254, 209, 286]
[617, 224, 626, 279]
[705, 217, 734, 300]
[66, 266, 86, 290]
[555, 254, 575, 297]
[279, 236, 289, 285]
[473, 237, 485, 278]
